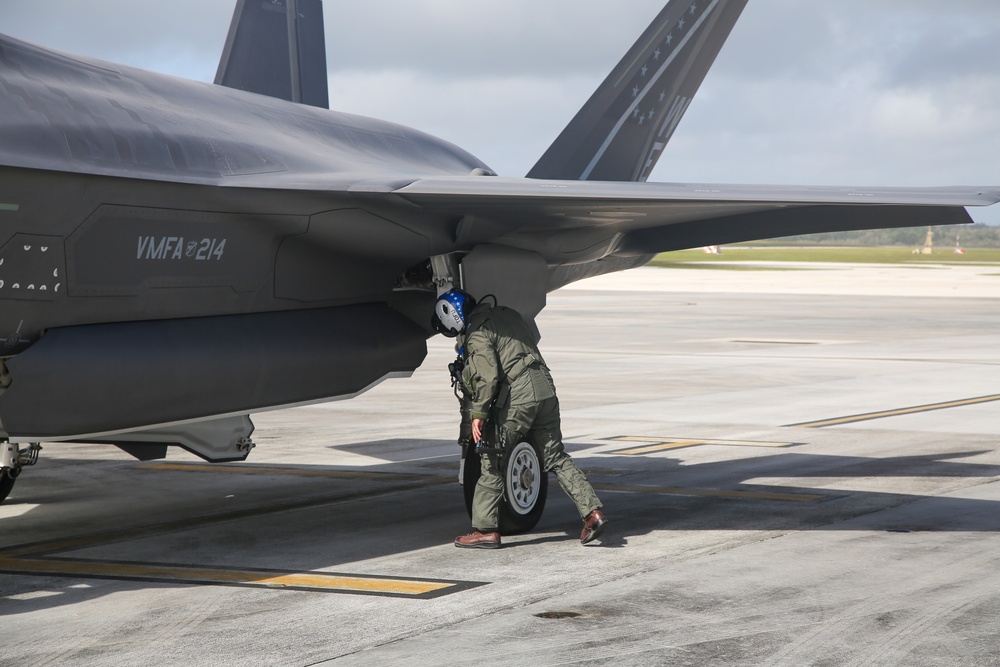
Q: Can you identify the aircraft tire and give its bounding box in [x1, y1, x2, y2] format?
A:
[0, 471, 15, 505]
[462, 441, 547, 535]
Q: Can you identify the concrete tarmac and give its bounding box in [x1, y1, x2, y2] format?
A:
[1, 262, 999, 666]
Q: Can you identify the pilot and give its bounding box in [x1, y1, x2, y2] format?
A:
[433, 288, 607, 549]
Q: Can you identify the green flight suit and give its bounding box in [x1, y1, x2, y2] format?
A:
[457, 303, 602, 531]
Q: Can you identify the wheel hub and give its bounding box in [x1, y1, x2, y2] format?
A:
[506, 442, 541, 515]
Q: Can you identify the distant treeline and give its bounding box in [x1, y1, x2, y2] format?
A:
[751, 224, 1000, 248]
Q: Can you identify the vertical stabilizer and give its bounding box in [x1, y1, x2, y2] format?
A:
[527, 0, 747, 182]
[215, 0, 329, 109]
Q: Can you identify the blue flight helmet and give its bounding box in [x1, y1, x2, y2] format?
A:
[433, 289, 476, 337]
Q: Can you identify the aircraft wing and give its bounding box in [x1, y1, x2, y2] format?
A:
[204, 170, 994, 266]
[389, 176, 998, 257]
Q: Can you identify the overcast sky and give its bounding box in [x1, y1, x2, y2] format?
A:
[3, 0, 998, 224]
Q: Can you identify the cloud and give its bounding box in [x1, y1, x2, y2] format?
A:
[0, 0, 231, 73]
[324, 1, 666, 78]
[653, 0, 1000, 223]
[2, 0, 997, 224]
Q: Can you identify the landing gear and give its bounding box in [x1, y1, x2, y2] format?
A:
[0, 470, 14, 504]
[0, 441, 41, 504]
[461, 440, 547, 535]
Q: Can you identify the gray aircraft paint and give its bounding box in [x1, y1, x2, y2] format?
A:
[0, 0, 996, 460]
[215, 0, 329, 108]
[527, 0, 747, 181]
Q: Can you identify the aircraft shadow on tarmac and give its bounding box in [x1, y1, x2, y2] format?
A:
[336, 437, 1000, 536]
[3, 444, 1000, 616]
[569, 448, 1000, 538]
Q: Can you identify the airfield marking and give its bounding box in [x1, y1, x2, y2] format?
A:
[592, 483, 822, 502]
[0, 472, 482, 597]
[0, 557, 477, 597]
[144, 461, 818, 504]
[606, 435, 800, 455]
[139, 462, 450, 482]
[787, 394, 1000, 428]
[594, 436, 817, 501]
[730, 339, 821, 345]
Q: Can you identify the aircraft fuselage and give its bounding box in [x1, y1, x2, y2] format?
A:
[0, 33, 492, 351]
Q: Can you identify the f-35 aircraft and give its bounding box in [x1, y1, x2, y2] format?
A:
[1, 0, 997, 527]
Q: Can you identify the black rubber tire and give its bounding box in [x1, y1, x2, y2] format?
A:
[0, 471, 15, 505]
[462, 441, 547, 535]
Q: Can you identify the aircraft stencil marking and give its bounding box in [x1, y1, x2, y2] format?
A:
[581, 0, 722, 178]
[136, 236, 227, 261]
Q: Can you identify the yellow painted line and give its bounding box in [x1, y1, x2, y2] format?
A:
[0, 533, 128, 559]
[607, 436, 798, 455]
[0, 478, 475, 598]
[139, 462, 447, 482]
[593, 483, 822, 502]
[0, 473, 479, 597]
[425, 461, 461, 469]
[0, 558, 466, 597]
[614, 440, 702, 455]
[580, 468, 631, 476]
[788, 394, 1000, 428]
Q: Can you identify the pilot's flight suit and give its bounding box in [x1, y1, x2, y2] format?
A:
[457, 302, 602, 532]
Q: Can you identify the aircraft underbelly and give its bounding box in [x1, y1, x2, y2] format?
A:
[0, 168, 436, 444]
[0, 303, 427, 440]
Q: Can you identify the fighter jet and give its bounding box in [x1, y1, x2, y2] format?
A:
[0, 0, 997, 528]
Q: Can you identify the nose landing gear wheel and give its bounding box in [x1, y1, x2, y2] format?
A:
[0, 470, 17, 504]
[0, 443, 39, 505]
[462, 441, 547, 535]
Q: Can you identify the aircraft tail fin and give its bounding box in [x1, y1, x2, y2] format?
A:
[215, 0, 329, 109]
[527, 0, 747, 182]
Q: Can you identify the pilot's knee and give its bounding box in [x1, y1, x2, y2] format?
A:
[551, 447, 583, 474]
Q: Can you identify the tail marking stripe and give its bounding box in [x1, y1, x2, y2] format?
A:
[580, 0, 722, 180]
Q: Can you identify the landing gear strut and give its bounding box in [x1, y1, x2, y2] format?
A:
[0, 441, 41, 504]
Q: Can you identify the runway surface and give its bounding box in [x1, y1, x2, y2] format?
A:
[1, 262, 999, 666]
